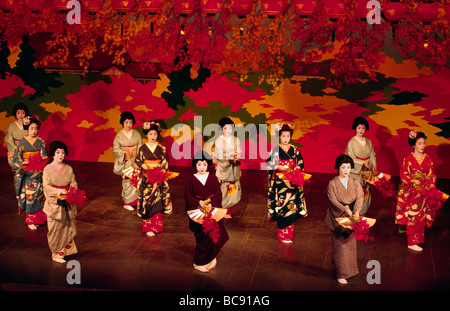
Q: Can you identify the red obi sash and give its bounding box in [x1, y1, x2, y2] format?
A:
[276, 159, 295, 172]
[54, 185, 69, 189]
[356, 156, 370, 161]
[23, 150, 40, 161]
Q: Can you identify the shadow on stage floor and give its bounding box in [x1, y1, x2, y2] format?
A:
[0, 160, 449, 292]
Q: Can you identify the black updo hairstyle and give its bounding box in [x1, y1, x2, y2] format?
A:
[218, 117, 234, 130]
[120, 111, 135, 125]
[277, 124, 294, 136]
[143, 122, 162, 136]
[352, 116, 369, 131]
[191, 151, 213, 167]
[334, 154, 354, 172]
[12, 103, 29, 117]
[23, 117, 41, 130]
[48, 140, 69, 157]
[408, 131, 427, 147]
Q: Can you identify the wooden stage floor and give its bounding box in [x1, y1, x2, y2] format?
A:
[0, 160, 449, 293]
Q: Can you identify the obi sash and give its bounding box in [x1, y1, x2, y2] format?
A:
[276, 158, 295, 172]
[23, 150, 40, 161]
[122, 145, 137, 161]
[356, 156, 370, 161]
[54, 185, 69, 190]
[144, 159, 161, 168]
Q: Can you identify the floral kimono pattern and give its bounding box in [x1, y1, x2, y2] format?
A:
[395, 153, 436, 245]
[12, 136, 47, 216]
[266, 145, 308, 230]
[135, 143, 172, 221]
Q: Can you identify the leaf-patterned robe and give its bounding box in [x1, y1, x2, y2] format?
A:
[395, 153, 436, 244]
[12, 136, 47, 214]
[135, 143, 172, 219]
[266, 145, 307, 229]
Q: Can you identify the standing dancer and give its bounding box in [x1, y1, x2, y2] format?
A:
[113, 111, 142, 211]
[185, 152, 229, 273]
[266, 124, 308, 243]
[43, 141, 79, 263]
[325, 154, 364, 284]
[135, 121, 173, 237]
[5, 103, 29, 171]
[395, 131, 439, 252]
[213, 117, 242, 217]
[345, 116, 377, 215]
[12, 116, 47, 230]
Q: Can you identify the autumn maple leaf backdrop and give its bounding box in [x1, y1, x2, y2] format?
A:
[0, 0, 449, 178]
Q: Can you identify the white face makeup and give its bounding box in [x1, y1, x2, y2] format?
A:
[339, 163, 352, 178]
[355, 124, 366, 137]
[27, 123, 39, 138]
[280, 131, 291, 145]
[16, 109, 26, 121]
[123, 119, 133, 131]
[53, 148, 65, 164]
[222, 124, 233, 137]
[147, 130, 158, 144]
[196, 160, 208, 175]
[414, 137, 426, 154]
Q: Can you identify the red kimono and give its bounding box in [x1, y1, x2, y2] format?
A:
[395, 153, 436, 245]
[185, 172, 229, 266]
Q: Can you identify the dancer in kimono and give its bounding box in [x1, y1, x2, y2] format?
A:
[214, 117, 242, 216]
[135, 121, 173, 237]
[395, 131, 437, 252]
[43, 141, 78, 263]
[12, 116, 47, 230]
[185, 152, 229, 273]
[5, 103, 29, 171]
[113, 111, 143, 211]
[325, 154, 364, 284]
[266, 124, 308, 243]
[345, 116, 377, 215]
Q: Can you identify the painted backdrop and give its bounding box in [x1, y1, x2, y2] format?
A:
[1, 41, 449, 179]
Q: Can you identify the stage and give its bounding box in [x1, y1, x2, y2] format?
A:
[0, 160, 449, 292]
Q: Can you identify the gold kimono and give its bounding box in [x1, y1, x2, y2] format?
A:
[112, 129, 143, 205]
[43, 163, 78, 260]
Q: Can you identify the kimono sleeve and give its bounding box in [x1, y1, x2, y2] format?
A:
[68, 165, 78, 189]
[399, 157, 412, 185]
[424, 156, 436, 189]
[185, 176, 200, 211]
[112, 133, 125, 162]
[326, 180, 348, 214]
[295, 147, 305, 171]
[135, 145, 145, 169]
[12, 140, 24, 168]
[43, 166, 62, 198]
[209, 175, 222, 208]
[5, 123, 16, 153]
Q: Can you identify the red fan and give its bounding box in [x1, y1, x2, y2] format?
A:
[65, 186, 87, 207]
[24, 153, 47, 172]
